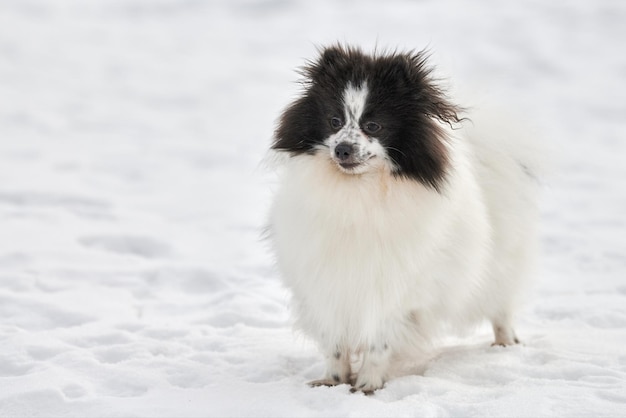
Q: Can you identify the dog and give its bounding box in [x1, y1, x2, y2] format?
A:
[267, 45, 539, 393]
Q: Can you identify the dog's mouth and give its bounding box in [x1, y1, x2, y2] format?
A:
[338, 162, 361, 170]
[332, 155, 376, 174]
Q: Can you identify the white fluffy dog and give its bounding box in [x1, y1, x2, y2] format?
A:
[267, 45, 539, 393]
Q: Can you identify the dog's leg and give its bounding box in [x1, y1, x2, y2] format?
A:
[308, 345, 351, 387]
[351, 343, 390, 394]
[491, 315, 520, 346]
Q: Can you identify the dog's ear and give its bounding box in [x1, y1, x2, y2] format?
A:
[272, 93, 322, 154]
[302, 45, 358, 87]
[319, 46, 346, 68]
[379, 54, 414, 87]
[397, 51, 464, 127]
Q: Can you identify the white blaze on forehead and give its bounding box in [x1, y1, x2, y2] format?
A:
[324, 81, 391, 174]
[342, 82, 369, 124]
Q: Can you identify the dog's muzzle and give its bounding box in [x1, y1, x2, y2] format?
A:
[333, 142, 362, 170]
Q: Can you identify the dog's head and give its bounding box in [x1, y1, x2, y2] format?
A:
[273, 45, 463, 190]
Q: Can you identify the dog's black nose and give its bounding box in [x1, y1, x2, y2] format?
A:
[334, 143, 354, 161]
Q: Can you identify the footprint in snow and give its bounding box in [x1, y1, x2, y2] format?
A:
[0, 191, 113, 219]
[79, 235, 172, 259]
[0, 354, 35, 377]
[62, 384, 87, 399]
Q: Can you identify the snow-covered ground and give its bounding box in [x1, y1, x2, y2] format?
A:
[1, 0, 625, 416]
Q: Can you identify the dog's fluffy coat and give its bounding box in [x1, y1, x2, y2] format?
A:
[268, 45, 538, 393]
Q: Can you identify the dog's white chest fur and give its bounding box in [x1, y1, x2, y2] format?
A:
[273, 136, 491, 336]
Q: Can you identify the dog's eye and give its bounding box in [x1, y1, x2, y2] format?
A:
[330, 117, 344, 130]
[363, 122, 382, 134]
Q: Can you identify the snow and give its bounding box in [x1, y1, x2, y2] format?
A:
[1, 0, 625, 416]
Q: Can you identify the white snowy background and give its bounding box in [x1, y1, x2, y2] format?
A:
[1, 0, 625, 416]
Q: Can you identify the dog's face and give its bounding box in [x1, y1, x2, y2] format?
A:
[322, 82, 390, 175]
[273, 45, 462, 190]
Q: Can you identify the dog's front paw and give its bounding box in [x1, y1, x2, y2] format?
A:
[308, 371, 350, 388]
[350, 372, 385, 395]
[308, 378, 342, 387]
[491, 337, 520, 347]
[491, 322, 520, 347]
